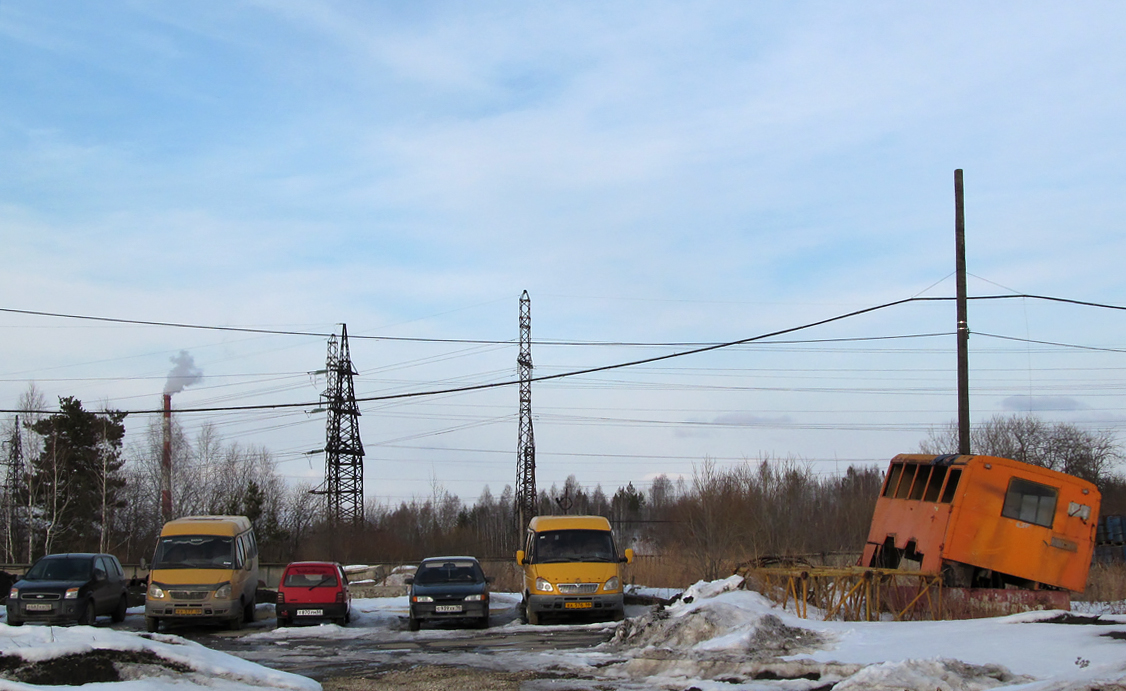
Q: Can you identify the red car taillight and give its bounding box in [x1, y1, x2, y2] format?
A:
[335, 591, 344, 603]
[276, 592, 285, 604]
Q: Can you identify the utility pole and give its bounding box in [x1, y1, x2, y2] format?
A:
[955, 169, 971, 455]
[316, 324, 365, 527]
[516, 291, 537, 534]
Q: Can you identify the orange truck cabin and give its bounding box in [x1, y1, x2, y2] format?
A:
[861, 454, 1100, 592]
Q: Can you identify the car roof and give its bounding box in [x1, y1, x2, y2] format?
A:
[283, 561, 340, 570]
[528, 515, 612, 531]
[419, 556, 480, 564]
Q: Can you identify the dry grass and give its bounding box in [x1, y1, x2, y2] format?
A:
[1075, 562, 1126, 604]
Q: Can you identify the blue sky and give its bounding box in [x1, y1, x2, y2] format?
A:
[2, 2, 1125, 504]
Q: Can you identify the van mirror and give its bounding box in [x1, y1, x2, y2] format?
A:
[621, 548, 634, 564]
[515, 550, 526, 565]
[404, 576, 414, 585]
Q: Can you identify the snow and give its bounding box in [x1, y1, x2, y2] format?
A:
[2, 579, 1125, 690]
[0, 622, 320, 690]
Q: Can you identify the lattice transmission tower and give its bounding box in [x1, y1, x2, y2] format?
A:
[317, 324, 365, 525]
[516, 291, 537, 531]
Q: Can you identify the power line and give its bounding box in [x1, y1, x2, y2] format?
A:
[3, 293, 1125, 416]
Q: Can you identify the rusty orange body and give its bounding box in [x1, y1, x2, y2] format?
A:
[861, 454, 1100, 592]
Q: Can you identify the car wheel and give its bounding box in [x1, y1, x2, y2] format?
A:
[277, 616, 291, 628]
[112, 595, 128, 623]
[244, 600, 256, 625]
[9, 619, 23, 627]
[344, 610, 351, 625]
[79, 599, 97, 626]
[478, 614, 490, 629]
[145, 616, 160, 633]
[526, 607, 540, 626]
[408, 616, 420, 632]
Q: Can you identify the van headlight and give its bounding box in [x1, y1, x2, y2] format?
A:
[603, 576, 620, 592]
[9, 588, 18, 600]
[148, 584, 166, 599]
[214, 583, 232, 599]
[65, 588, 80, 600]
[535, 577, 554, 593]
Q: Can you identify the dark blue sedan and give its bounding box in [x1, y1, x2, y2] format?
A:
[406, 556, 491, 631]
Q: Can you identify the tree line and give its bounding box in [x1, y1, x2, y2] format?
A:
[3, 387, 1123, 582]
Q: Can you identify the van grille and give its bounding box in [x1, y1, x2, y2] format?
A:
[169, 590, 209, 601]
[557, 583, 598, 594]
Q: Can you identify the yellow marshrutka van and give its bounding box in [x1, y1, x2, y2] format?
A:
[144, 515, 260, 632]
[516, 515, 633, 625]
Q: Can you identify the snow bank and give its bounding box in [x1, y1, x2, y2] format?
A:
[833, 658, 1030, 691]
[0, 624, 320, 690]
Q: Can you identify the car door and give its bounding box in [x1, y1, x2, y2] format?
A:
[93, 557, 114, 613]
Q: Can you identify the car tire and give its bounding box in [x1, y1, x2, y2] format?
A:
[112, 595, 128, 623]
[335, 616, 347, 626]
[145, 616, 160, 633]
[408, 616, 420, 632]
[478, 614, 490, 629]
[79, 599, 97, 626]
[526, 607, 540, 626]
[228, 601, 244, 631]
[8, 619, 23, 627]
[244, 600, 256, 625]
[277, 616, 291, 628]
[344, 610, 351, 625]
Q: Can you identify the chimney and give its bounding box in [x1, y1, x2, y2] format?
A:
[161, 393, 172, 523]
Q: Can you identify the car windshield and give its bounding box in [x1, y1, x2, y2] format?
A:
[533, 530, 616, 563]
[284, 571, 338, 588]
[152, 535, 234, 569]
[415, 560, 483, 584]
[25, 557, 93, 581]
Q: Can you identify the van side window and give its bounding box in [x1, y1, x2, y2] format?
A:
[882, 463, 903, 498]
[940, 468, 962, 503]
[1001, 477, 1058, 528]
[246, 531, 258, 559]
[234, 535, 246, 569]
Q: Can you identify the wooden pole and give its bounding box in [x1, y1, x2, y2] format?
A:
[955, 170, 971, 455]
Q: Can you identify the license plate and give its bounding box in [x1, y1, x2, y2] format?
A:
[174, 608, 204, 616]
[25, 603, 53, 612]
[435, 605, 463, 613]
[296, 609, 324, 616]
[565, 602, 593, 609]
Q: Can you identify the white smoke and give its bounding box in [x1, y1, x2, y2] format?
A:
[164, 350, 203, 395]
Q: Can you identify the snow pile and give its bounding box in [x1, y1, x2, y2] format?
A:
[0, 624, 320, 690]
[833, 658, 1030, 691]
[614, 575, 824, 658]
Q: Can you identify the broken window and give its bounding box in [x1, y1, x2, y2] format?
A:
[883, 463, 904, 498]
[923, 465, 948, 503]
[908, 465, 931, 500]
[1001, 477, 1058, 528]
[939, 468, 961, 504]
[894, 464, 918, 499]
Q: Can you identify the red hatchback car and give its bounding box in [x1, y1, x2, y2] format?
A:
[275, 561, 351, 627]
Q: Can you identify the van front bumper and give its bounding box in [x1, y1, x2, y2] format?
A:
[526, 592, 624, 616]
[145, 600, 237, 621]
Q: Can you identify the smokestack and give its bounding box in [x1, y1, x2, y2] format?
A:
[162, 393, 172, 523]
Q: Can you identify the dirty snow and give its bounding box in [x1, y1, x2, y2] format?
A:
[0, 622, 320, 690]
[2, 578, 1126, 690]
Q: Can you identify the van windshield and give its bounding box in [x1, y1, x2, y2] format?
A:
[533, 530, 616, 563]
[153, 535, 234, 570]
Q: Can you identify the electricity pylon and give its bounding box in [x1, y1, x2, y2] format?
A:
[317, 324, 365, 525]
[516, 291, 537, 532]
